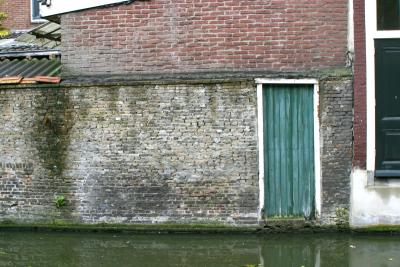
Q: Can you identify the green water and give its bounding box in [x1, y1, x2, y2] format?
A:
[0, 232, 399, 266]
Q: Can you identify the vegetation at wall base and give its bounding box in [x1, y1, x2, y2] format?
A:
[54, 196, 66, 209]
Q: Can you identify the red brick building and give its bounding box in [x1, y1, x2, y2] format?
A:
[49, 0, 349, 75]
[0, 0, 44, 31]
[0, 0, 355, 226]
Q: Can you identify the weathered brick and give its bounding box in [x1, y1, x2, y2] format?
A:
[0, 82, 259, 225]
[0, 0, 42, 31]
[60, 0, 348, 75]
[353, 0, 366, 168]
[0, 75, 353, 226]
[319, 78, 353, 224]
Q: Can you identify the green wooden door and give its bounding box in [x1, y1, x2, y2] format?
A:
[263, 84, 315, 219]
[375, 39, 400, 177]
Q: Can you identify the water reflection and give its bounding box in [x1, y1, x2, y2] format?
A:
[0, 231, 398, 266]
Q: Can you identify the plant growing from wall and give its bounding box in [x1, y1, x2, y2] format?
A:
[335, 207, 349, 227]
[55, 195, 66, 209]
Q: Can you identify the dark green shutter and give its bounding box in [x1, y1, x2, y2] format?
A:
[263, 84, 315, 219]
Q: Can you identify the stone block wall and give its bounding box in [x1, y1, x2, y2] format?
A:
[0, 75, 353, 226]
[319, 78, 353, 224]
[0, 81, 259, 225]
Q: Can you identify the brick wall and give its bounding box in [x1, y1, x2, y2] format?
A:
[353, 0, 366, 168]
[61, 0, 348, 75]
[0, 81, 259, 225]
[0, 0, 42, 31]
[0, 75, 352, 226]
[319, 78, 353, 224]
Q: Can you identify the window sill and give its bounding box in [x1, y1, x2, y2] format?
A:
[31, 19, 47, 23]
[366, 170, 400, 188]
[375, 170, 400, 178]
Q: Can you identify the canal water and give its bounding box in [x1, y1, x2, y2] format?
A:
[0, 231, 399, 266]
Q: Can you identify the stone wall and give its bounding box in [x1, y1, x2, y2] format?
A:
[0, 74, 353, 226]
[319, 78, 353, 225]
[0, 80, 259, 225]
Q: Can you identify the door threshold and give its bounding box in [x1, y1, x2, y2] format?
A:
[265, 217, 306, 222]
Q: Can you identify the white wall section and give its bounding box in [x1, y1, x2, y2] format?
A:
[351, 169, 400, 226]
[40, 0, 133, 17]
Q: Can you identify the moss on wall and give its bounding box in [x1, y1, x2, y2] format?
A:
[32, 90, 74, 178]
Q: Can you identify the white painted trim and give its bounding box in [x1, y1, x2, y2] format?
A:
[255, 78, 318, 85]
[257, 84, 264, 221]
[365, 0, 376, 171]
[347, 0, 354, 53]
[373, 31, 400, 39]
[31, 18, 47, 23]
[40, 0, 132, 17]
[314, 83, 322, 217]
[255, 78, 321, 219]
[365, 0, 400, 172]
[30, 0, 47, 23]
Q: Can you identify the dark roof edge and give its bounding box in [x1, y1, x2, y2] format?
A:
[0, 68, 353, 89]
[0, 50, 60, 58]
[59, 68, 353, 87]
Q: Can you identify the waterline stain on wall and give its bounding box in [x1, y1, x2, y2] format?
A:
[32, 90, 74, 178]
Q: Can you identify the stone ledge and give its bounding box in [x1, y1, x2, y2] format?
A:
[0, 221, 357, 234]
[0, 222, 260, 234]
[3, 223, 400, 235]
[59, 68, 352, 87]
[0, 68, 352, 90]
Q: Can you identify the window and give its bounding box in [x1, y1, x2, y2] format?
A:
[31, 0, 43, 22]
[377, 0, 400, 30]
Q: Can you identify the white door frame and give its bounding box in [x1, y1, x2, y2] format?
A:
[255, 78, 321, 221]
[365, 1, 400, 173]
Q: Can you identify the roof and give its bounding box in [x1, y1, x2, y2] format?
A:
[16, 22, 60, 46]
[0, 58, 61, 84]
[0, 58, 60, 77]
[0, 22, 62, 85]
[0, 41, 59, 58]
[0, 31, 25, 40]
[0, 22, 60, 58]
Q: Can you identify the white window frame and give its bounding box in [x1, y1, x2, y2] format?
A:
[365, 1, 400, 173]
[31, 0, 46, 23]
[255, 78, 321, 221]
